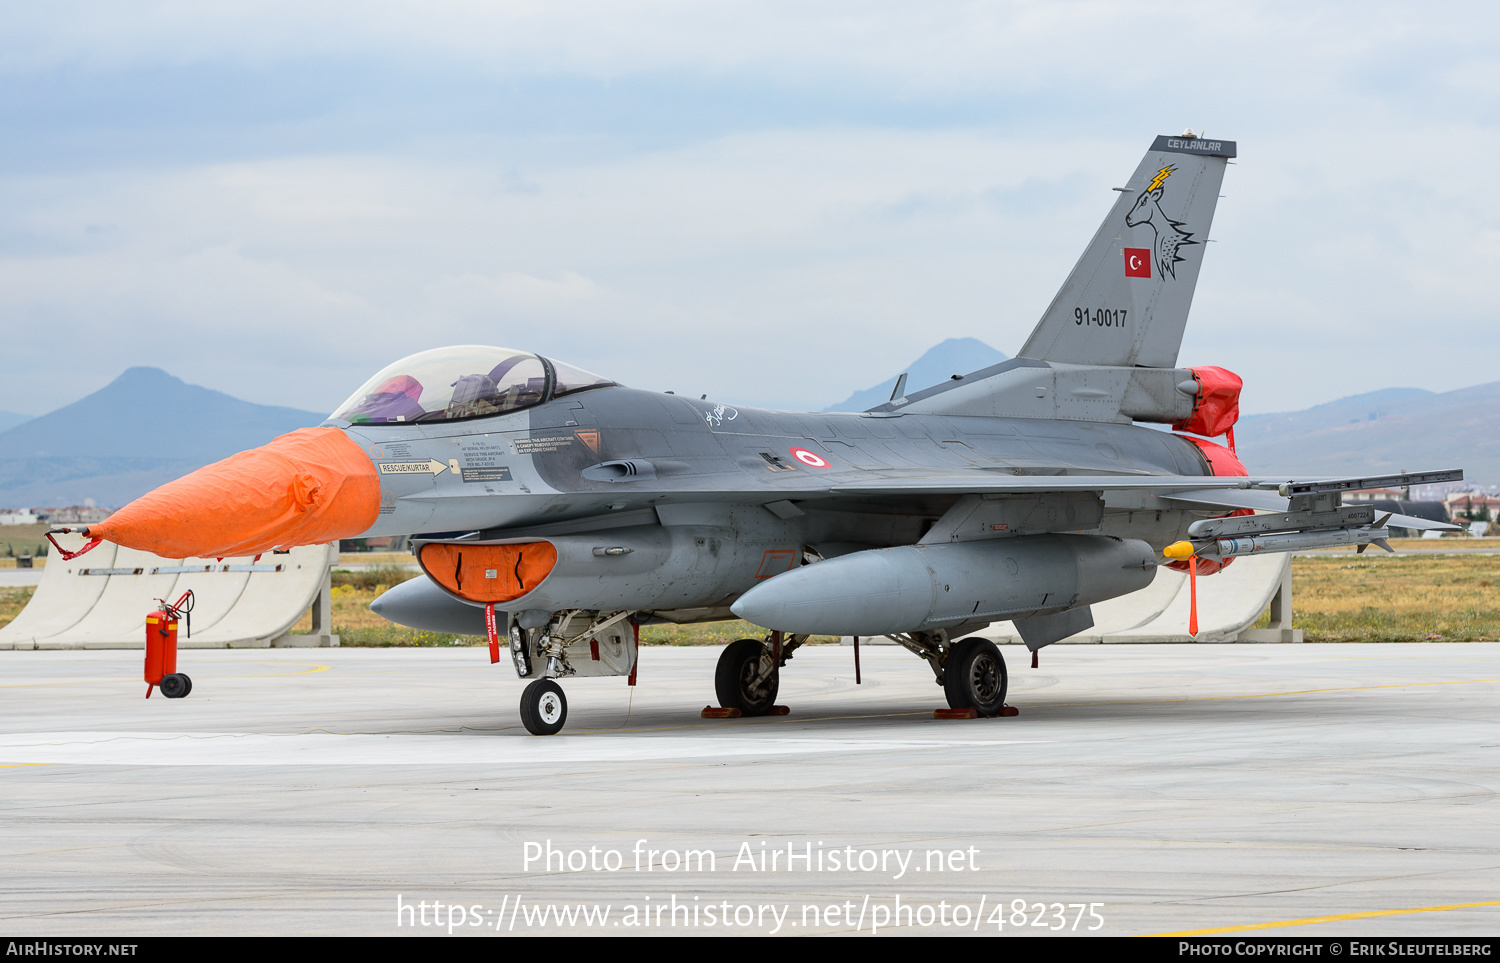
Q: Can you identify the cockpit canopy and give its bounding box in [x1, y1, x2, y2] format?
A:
[331, 346, 614, 425]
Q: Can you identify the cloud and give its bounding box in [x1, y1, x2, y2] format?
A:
[0, 2, 1497, 417]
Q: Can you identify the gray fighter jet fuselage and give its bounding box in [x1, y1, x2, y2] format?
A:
[76, 132, 1459, 733]
[355, 359, 1219, 628]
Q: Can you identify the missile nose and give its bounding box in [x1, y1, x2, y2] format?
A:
[88, 427, 380, 558]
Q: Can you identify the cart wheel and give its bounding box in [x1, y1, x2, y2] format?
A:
[180, 674, 193, 697]
[160, 674, 189, 699]
[519, 679, 567, 735]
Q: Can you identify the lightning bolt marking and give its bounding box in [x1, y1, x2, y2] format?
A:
[1147, 165, 1176, 192]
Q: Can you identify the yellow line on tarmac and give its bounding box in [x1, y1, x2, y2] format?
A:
[237, 662, 330, 678]
[1030, 676, 1500, 709]
[1146, 899, 1500, 936]
[0, 763, 53, 769]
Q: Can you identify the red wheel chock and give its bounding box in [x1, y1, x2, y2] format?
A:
[934, 706, 1020, 719]
[701, 705, 791, 719]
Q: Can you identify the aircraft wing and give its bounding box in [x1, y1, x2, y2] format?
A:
[827, 473, 1254, 496]
[832, 466, 1460, 512]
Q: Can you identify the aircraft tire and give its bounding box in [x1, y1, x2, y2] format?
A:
[520, 679, 568, 735]
[943, 639, 1007, 717]
[715, 638, 779, 716]
[160, 674, 189, 699]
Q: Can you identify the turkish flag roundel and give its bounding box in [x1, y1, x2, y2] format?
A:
[1124, 248, 1151, 278]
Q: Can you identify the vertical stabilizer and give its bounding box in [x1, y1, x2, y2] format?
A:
[1017, 134, 1234, 368]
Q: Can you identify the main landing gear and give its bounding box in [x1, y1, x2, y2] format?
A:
[519, 679, 567, 736]
[942, 638, 1008, 717]
[712, 633, 805, 716]
[885, 630, 1010, 718]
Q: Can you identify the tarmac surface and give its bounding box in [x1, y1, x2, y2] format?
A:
[2, 643, 1498, 937]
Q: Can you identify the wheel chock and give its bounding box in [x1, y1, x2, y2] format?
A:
[701, 705, 791, 719]
[933, 706, 1021, 720]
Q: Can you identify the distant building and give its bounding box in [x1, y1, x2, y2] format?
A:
[1345, 488, 1407, 502]
[45, 506, 113, 525]
[0, 509, 40, 526]
[1444, 493, 1500, 521]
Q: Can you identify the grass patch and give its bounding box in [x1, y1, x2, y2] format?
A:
[330, 566, 421, 592]
[335, 625, 472, 647]
[638, 619, 840, 646]
[1293, 554, 1500, 642]
[0, 586, 36, 630]
[0, 524, 53, 560]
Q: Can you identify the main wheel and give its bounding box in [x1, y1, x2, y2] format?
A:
[519, 679, 568, 735]
[943, 639, 1008, 716]
[715, 638, 779, 716]
[160, 673, 189, 699]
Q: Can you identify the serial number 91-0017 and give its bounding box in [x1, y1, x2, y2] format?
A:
[1074, 307, 1128, 328]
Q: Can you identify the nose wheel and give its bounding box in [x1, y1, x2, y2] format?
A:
[519, 679, 568, 735]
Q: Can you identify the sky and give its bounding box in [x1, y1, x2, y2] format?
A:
[2, 1, 1498, 418]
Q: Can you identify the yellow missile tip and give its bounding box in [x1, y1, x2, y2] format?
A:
[1163, 541, 1196, 559]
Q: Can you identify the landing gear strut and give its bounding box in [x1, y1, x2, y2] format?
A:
[519, 678, 567, 735]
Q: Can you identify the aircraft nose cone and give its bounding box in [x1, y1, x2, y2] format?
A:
[88, 427, 380, 558]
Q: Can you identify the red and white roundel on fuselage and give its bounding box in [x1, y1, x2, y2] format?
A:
[789, 446, 829, 468]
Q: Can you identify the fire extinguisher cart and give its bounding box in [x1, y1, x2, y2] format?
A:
[145, 591, 195, 699]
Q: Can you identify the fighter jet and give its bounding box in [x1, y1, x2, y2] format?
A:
[58, 132, 1459, 734]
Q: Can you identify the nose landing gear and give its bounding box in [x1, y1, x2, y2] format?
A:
[519, 679, 568, 736]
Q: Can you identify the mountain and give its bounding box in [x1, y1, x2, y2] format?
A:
[824, 338, 1009, 412]
[0, 367, 325, 508]
[1233, 383, 1494, 483]
[0, 411, 31, 433]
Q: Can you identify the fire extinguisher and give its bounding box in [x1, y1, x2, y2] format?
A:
[145, 590, 195, 699]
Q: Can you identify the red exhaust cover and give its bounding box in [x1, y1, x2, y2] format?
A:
[1174, 366, 1242, 439]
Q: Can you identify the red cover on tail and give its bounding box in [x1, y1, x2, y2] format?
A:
[1174, 366, 1242, 439]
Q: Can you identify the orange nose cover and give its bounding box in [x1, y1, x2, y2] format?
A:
[420, 542, 558, 603]
[89, 427, 381, 559]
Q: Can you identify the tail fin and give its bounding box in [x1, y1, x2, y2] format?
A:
[1017, 134, 1234, 368]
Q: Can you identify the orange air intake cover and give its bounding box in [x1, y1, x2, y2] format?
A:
[420, 542, 559, 603]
